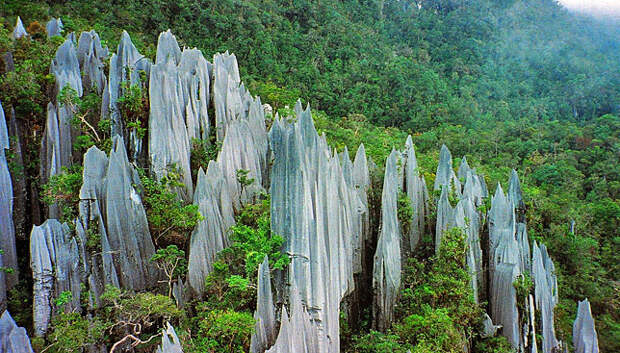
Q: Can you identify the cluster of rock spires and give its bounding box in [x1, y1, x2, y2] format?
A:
[1, 19, 602, 353]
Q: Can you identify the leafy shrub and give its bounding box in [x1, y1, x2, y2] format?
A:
[41, 165, 83, 223]
[191, 309, 255, 353]
[397, 191, 413, 235]
[150, 245, 188, 297]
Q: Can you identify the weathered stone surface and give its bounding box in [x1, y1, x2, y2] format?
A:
[11, 17, 27, 40]
[250, 257, 277, 353]
[46, 18, 63, 38]
[373, 149, 403, 331]
[156, 322, 184, 353]
[458, 197, 483, 303]
[491, 263, 521, 348]
[488, 183, 516, 277]
[30, 219, 80, 336]
[76, 137, 158, 300]
[508, 169, 526, 222]
[532, 241, 559, 353]
[0, 102, 17, 296]
[213, 52, 242, 141]
[573, 299, 599, 353]
[187, 163, 234, 296]
[404, 136, 427, 251]
[77, 31, 108, 94]
[435, 186, 455, 254]
[269, 105, 365, 352]
[0, 310, 34, 353]
[352, 144, 371, 274]
[481, 313, 501, 338]
[434, 144, 460, 196]
[107, 31, 152, 158]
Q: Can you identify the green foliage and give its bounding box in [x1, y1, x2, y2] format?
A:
[46, 312, 108, 353]
[53, 290, 73, 309]
[190, 137, 221, 181]
[236, 169, 255, 191]
[117, 80, 148, 123]
[513, 272, 533, 312]
[41, 165, 83, 223]
[139, 167, 202, 247]
[191, 309, 255, 353]
[397, 191, 413, 235]
[150, 245, 188, 297]
[350, 330, 410, 353]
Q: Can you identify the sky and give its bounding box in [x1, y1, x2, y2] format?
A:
[557, 0, 620, 18]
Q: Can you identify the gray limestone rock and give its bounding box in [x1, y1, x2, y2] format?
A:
[77, 31, 108, 94]
[0, 310, 34, 353]
[532, 242, 559, 353]
[250, 257, 277, 353]
[107, 31, 152, 158]
[187, 163, 234, 296]
[156, 322, 183, 353]
[573, 299, 598, 353]
[11, 17, 27, 40]
[46, 18, 63, 38]
[373, 149, 403, 331]
[434, 144, 461, 196]
[352, 144, 371, 274]
[76, 137, 157, 299]
[213, 52, 242, 141]
[404, 136, 427, 251]
[508, 170, 526, 222]
[457, 197, 483, 303]
[30, 219, 80, 336]
[0, 102, 17, 294]
[491, 263, 521, 349]
[269, 105, 365, 352]
[435, 186, 455, 254]
[488, 183, 516, 278]
[481, 313, 501, 338]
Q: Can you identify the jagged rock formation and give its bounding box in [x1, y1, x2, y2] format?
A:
[373, 149, 403, 331]
[573, 299, 599, 353]
[212, 52, 242, 141]
[491, 262, 521, 347]
[0, 311, 34, 353]
[30, 219, 80, 336]
[77, 136, 158, 298]
[107, 31, 152, 160]
[156, 323, 184, 353]
[11, 17, 27, 40]
[434, 144, 461, 196]
[266, 285, 321, 353]
[352, 144, 371, 275]
[46, 18, 63, 38]
[0, 102, 17, 300]
[187, 163, 234, 296]
[77, 31, 108, 95]
[250, 257, 277, 353]
[269, 103, 368, 352]
[532, 241, 559, 353]
[403, 136, 428, 251]
[509, 170, 526, 222]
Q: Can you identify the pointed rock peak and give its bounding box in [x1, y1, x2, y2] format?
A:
[459, 156, 470, 173]
[573, 298, 599, 353]
[294, 99, 303, 116]
[46, 18, 63, 38]
[508, 169, 523, 204]
[494, 182, 505, 200]
[11, 16, 28, 40]
[440, 144, 451, 159]
[0, 101, 8, 149]
[156, 30, 182, 65]
[157, 322, 183, 353]
[0, 310, 35, 353]
[405, 135, 413, 148]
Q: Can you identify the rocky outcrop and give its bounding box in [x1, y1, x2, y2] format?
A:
[106, 31, 151, 161]
[403, 136, 428, 251]
[491, 262, 521, 348]
[46, 18, 63, 38]
[30, 219, 80, 336]
[0, 311, 34, 353]
[373, 149, 403, 331]
[11, 17, 27, 40]
[212, 52, 242, 141]
[250, 257, 277, 353]
[434, 144, 460, 196]
[77, 136, 158, 299]
[0, 102, 17, 298]
[573, 299, 599, 353]
[532, 241, 559, 353]
[187, 163, 234, 296]
[352, 144, 371, 274]
[269, 104, 367, 352]
[435, 185, 455, 253]
[156, 323, 184, 353]
[77, 31, 108, 95]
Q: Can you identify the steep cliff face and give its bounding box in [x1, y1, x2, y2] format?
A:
[0, 102, 17, 300]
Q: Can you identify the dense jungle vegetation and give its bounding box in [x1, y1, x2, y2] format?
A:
[0, 0, 618, 351]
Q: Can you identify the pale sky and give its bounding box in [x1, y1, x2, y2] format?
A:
[557, 0, 620, 18]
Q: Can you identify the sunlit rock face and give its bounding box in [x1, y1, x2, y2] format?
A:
[573, 299, 599, 353]
[373, 149, 403, 332]
[532, 242, 560, 353]
[156, 323, 184, 353]
[30, 220, 80, 337]
[268, 103, 368, 352]
[434, 144, 461, 196]
[11, 17, 27, 40]
[77, 31, 108, 95]
[0, 310, 35, 353]
[403, 136, 428, 251]
[0, 102, 17, 298]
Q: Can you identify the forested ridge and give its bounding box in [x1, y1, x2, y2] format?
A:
[0, 0, 618, 352]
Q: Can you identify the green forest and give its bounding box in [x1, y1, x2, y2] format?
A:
[0, 0, 618, 352]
